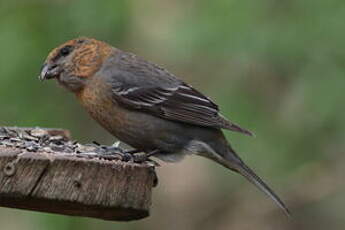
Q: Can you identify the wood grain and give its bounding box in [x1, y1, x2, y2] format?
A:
[0, 128, 156, 221]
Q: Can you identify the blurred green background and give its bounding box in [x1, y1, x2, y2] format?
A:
[1, 0, 344, 229]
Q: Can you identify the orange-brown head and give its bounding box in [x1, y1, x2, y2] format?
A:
[39, 37, 113, 92]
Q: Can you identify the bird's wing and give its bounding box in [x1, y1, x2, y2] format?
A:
[106, 52, 253, 136]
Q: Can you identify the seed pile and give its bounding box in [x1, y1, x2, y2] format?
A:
[0, 127, 129, 161]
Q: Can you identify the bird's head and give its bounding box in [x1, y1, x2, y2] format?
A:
[39, 37, 113, 92]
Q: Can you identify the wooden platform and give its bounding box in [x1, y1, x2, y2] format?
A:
[0, 127, 156, 221]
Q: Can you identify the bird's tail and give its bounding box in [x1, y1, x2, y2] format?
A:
[217, 146, 290, 217]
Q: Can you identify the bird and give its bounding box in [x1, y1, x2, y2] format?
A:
[39, 37, 290, 216]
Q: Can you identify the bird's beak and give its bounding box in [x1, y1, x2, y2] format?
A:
[39, 62, 61, 81]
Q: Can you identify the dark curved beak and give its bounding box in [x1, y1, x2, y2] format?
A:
[39, 62, 61, 81]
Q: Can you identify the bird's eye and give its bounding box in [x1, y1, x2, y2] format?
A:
[59, 45, 73, 56]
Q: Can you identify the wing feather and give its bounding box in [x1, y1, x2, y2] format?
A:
[107, 51, 253, 136]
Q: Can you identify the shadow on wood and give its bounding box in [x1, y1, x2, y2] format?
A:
[0, 127, 156, 221]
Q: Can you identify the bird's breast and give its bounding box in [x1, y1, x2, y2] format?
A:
[76, 79, 129, 136]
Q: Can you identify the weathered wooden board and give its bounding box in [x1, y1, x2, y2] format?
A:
[0, 127, 156, 221]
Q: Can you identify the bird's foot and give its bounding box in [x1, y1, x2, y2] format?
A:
[95, 148, 142, 162]
[111, 149, 161, 166]
[131, 149, 161, 165]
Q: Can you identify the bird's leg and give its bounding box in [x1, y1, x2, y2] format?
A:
[132, 149, 160, 163]
[96, 147, 158, 163]
[146, 149, 161, 158]
[112, 149, 142, 161]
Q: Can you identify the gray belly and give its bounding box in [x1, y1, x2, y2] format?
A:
[84, 101, 190, 153]
[113, 109, 191, 153]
